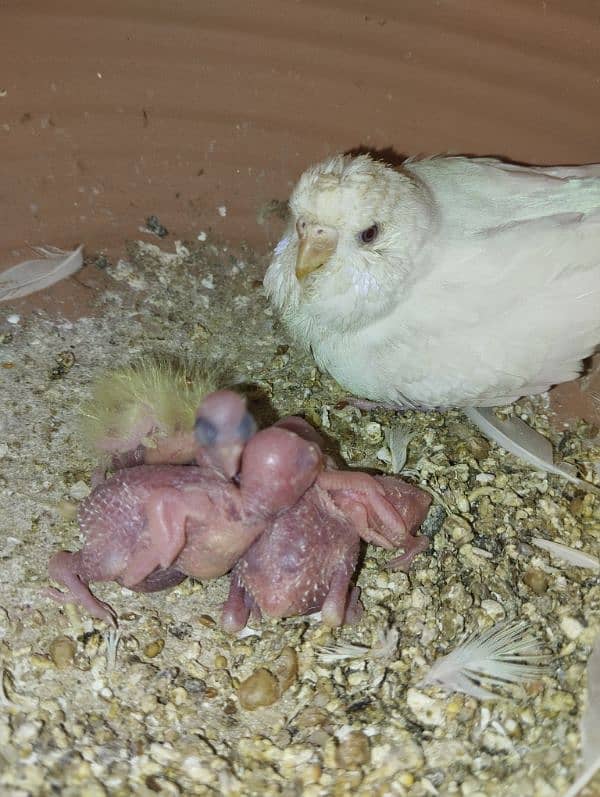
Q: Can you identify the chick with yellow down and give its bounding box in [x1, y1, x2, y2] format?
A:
[265, 153, 600, 410]
[80, 359, 218, 466]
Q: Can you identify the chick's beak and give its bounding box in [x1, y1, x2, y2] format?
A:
[213, 442, 245, 480]
[295, 218, 338, 280]
[194, 406, 256, 480]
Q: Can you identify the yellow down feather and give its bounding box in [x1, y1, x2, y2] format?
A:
[80, 357, 218, 455]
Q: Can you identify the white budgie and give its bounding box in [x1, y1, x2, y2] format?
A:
[265, 153, 600, 410]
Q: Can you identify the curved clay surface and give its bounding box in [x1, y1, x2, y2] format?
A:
[2, 0, 600, 419]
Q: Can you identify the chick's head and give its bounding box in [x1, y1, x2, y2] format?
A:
[264, 153, 430, 338]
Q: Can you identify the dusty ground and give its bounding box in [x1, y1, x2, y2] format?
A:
[0, 239, 599, 797]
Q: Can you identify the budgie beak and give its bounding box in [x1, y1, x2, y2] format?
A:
[295, 218, 338, 280]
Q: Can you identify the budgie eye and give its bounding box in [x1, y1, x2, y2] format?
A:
[360, 223, 379, 244]
[237, 412, 257, 443]
[194, 417, 218, 447]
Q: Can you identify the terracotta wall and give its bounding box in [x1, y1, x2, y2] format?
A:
[3, 0, 600, 268]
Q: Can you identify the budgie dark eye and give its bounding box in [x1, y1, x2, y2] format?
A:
[237, 412, 257, 443]
[194, 416, 218, 447]
[360, 223, 379, 244]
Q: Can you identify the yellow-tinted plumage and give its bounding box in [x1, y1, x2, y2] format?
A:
[80, 358, 218, 459]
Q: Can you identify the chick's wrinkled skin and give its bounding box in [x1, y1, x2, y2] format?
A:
[47, 391, 322, 626]
[222, 420, 431, 632]
[48, 388, 432, 629]
[265, 153, 600, 409]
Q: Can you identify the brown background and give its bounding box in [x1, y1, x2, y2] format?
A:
[2, 0, 600, 419]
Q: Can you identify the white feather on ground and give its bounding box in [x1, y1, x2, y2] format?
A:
[464, 407, 600, 494]
[315, 627, 400, 663]
[105, 629, 121, 671]
[384, 422, 415, 473]
[531, 537, 600, 572]
[315, 641, 371, 664]
[0, 245, 83, 301]
[563, 635, 600, 797]
[420, 620, 550, 700]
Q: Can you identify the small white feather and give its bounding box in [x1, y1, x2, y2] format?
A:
[384, 422, 415, 473]
[105, 629, 121, 671]
[531, 537, 600, 572]
[0, 245, 84, 302]
[315, 641, 371, 664]
[562, 635, 600, 797]
[465, 407, 600, 494]
[236, 626, 262, 639]
[315, 627, 399, 663]
[420, 620, 550, 700]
